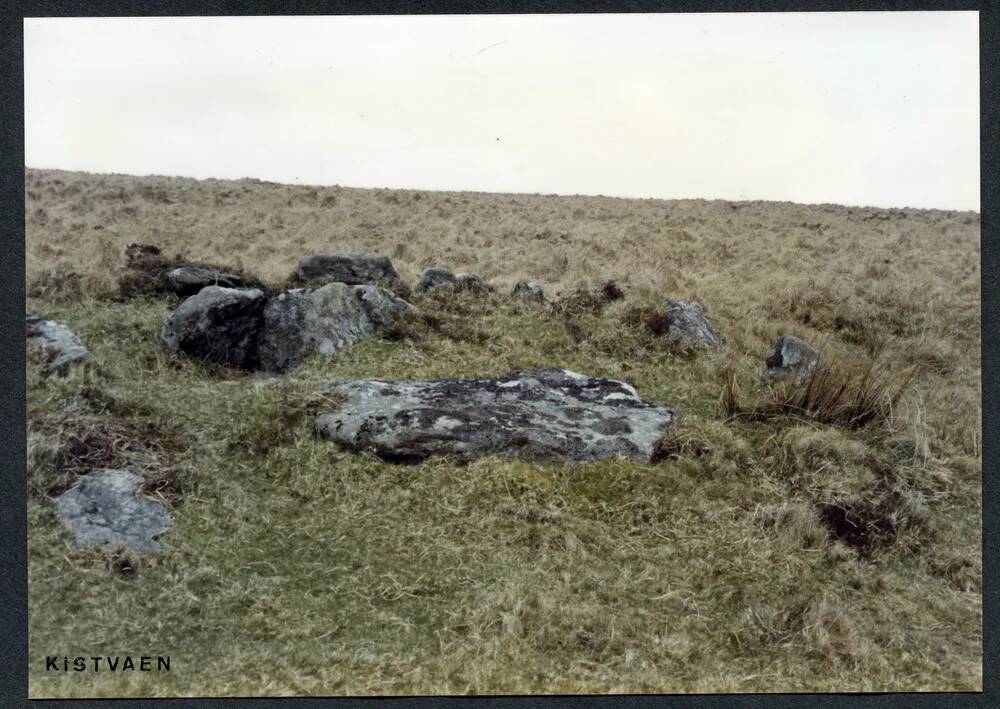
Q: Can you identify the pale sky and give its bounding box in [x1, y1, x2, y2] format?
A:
[24, 13, 980, 210]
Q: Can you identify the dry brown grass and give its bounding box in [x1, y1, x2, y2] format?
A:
[25, 169, 980, 311]
[724, 359, 917, 429]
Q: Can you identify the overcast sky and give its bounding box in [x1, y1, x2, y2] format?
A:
[24, 13, 979, 210]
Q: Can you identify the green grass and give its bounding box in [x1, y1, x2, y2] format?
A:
[27, 287, 981, 696]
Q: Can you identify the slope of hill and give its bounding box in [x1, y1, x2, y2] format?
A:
[25, 168, 982, 696]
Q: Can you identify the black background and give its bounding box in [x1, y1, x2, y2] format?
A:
[1, 2, 994, 707]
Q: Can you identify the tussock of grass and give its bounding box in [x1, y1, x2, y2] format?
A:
[28, 408, 183, 500]
[752, 501, 829, 549]
[621, 304, 673, 337]
[650, 428, 712, 463]
[724, 359, 915, 429]
[551, 279, 625, 318]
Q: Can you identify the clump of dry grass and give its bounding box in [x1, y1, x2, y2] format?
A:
[763, 278, 934, 357]
[27, 263, 87, 301]
[376, 287, 506, 347]
[650, 428, 712, 462]
[28, 405, 184, 501]
[621, 304, 672, 337]
[551, 279, 625, 318]
[225, 381, 342, 457]
[723, 359, 915, 429]
[900, 337, 961, 376]
[753, 501, 829, 549]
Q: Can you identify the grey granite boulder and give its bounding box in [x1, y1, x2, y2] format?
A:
[512, 281, 545, 303]
[417, 267, 489, 292]
[54, 469, 171, 554]
[417, 267, 456, 291]
[295, 254, 402, 290]
[26, 314, 89, 371]
[164, 266, 245, 296]
[664, 300, 720, 351]
[315, 367, 674, 464]
[257, 283, 414, 373]
[161, 286, 267, 369]
[763, 335, 820, 384]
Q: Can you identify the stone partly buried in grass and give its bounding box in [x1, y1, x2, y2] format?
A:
[257, 283, 415, 372]
[512, 281, 545, 303]
[54, 469, 171, 555]
[315, 367, 674, 463]
[763, 335, 821, 384]
[163, 266, 246, 296]
[417, 267, 490, 292]
[26, 314, 89, 371]
[295, 253, 403, 291]
[663, 299, 721, 351]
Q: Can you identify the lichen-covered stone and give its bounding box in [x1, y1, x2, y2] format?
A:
[54, 469, 171, 554]
[26, 314, 89, 371]
[763, 335, 820, 384]
[664, 300, 720, 351]
[316, 368, 674, 464]
[161, 286, 267, 369]
[257, 283, 414, 373]
[295, 254, 402, 290]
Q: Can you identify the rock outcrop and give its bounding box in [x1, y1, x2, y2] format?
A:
[26, 315, 89, 371]
[162, 281, 412, 373]
[512, 281, 545, 303]
[315, 368, 674, 464]
[763, 335, 820, 384]
[664, 300, 721, 351]
[257, 283, 414, 373]
[161, 286, 267, 369]
[54, 469, 171, 554]
[295, 254, 402, 290]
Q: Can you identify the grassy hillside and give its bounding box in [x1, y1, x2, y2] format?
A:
[25, 168, 981, 696]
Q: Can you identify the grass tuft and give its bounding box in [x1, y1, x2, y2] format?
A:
[724, 359, 915, 429]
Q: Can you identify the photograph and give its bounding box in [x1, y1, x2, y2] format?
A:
[23, 11, 981, 697]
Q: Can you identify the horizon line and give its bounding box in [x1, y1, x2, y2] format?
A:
[24, 164, 982, 216]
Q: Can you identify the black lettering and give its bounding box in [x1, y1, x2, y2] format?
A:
[122, 656, 134, 671]
[107, 657, 120, 671]
[91, 657, 102, 672]
[157, 656, 170, 671]
[45, 657, 58, 671]
[140, 656, 151, 671]
[73, 657, 85, 672]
